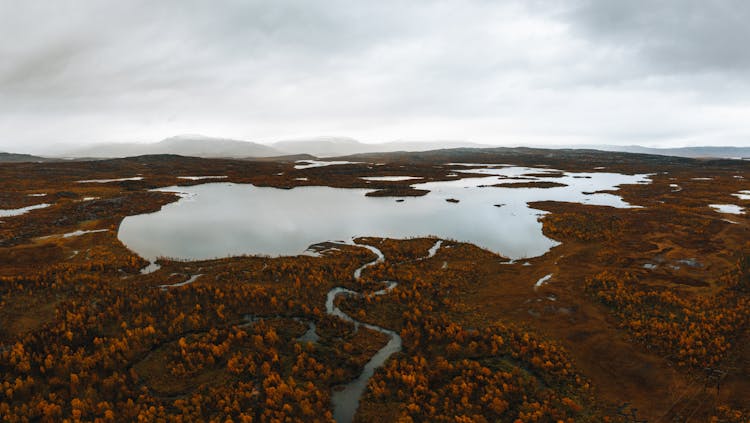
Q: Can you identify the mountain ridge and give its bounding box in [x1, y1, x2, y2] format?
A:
[63, 134, 282, 159]
[0, 152, 61, 163]
[14, 134, 750, 160]
[271, 137, 489, 157]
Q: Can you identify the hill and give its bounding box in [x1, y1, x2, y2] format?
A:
[272, 137, 489, 157]
[572, 145, 750, 159]
[0, 152, 59, 163]
[65, 135, 283, 159]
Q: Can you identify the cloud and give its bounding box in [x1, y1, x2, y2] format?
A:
[568, 0, 750, 75]
[0, 0, 748, 153]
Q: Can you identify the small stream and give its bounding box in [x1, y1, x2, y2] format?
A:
[149, 239, 440, 422]
[158, 273, 203, 290]
[326, 239, 441, 423]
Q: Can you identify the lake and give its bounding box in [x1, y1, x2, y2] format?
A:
[118, 166, 649, 261]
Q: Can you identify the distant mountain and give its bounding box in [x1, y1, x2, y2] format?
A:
[272, 137, 365, 157]
[380, 140, 490, 153]
[0, 152, 59, 163]
[272, 137, 489, 157]
[338, 146, 699, 169]
[572, 145, 750, 159]
[65, 135, 283, 158]
[48, 134, 750, 160]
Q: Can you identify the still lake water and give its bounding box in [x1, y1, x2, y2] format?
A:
[118, 167, 649, 261]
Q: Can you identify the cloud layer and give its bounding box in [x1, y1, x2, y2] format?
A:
[1, 0, 749, 153]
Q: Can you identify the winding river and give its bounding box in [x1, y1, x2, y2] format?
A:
[326, 239, 441, 423]
[159, 239, 420, 421]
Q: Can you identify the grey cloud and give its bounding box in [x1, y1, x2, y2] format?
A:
[569, 0, 750, 75]
[0, 0, 748, 153]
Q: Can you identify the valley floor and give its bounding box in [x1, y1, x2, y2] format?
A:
[0, 149, 748, 421]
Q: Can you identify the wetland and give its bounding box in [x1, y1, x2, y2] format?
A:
[1, 148, 749, 422]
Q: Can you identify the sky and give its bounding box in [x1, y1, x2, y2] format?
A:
[1, 0, 749, 154]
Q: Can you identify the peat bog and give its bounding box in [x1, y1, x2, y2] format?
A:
[1, 148, 749, 422]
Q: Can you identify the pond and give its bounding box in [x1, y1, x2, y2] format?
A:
[294, 160, 362, 170]
[0, 203, 51, 218]
[118, 167, 649, 261]
[710, 204, 745, 215]
[77, 177, 143, 183]
[360, 176, 423, 181]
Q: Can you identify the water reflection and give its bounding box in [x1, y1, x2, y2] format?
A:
[118, 168, 649, 261]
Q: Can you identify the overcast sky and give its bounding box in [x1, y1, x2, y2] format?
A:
[1, 0, 749, 153]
